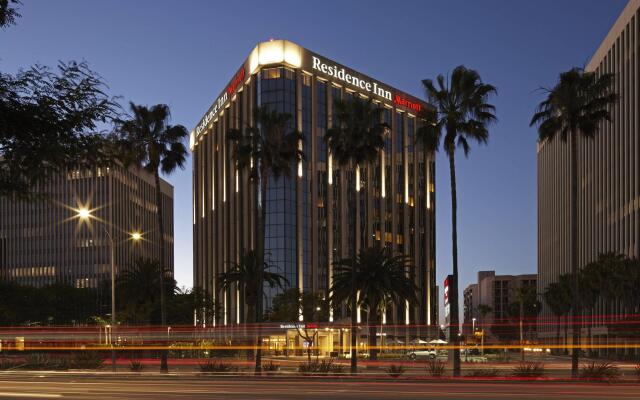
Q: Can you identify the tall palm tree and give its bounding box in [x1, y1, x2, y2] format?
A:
[117, 258, 176, 324]
[530, 68, 616, 377]
[228, 107, 303, 373]
[325, 96, 386, 373]
[331, 246, 417, 362]
[116, 102, 188, 372]
[543, 280, 571, 353]
[417, 66, 497, 376]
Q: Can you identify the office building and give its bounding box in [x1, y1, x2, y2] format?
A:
[537, 0, 639, 340]
[191, 40, 436, 328]
[0, 166, 174, 288]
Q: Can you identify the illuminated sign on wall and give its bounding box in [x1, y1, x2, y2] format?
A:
[444, 276, 449, 306]
[311, 56, 392, 101]
[195, 67, 246, 137]
[394, 94, 421, 112]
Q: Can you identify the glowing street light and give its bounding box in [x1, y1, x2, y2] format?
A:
[78, 207, 91, 220]
[131, 232, 142, 241]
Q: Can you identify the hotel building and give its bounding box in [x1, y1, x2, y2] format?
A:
[191, 40, 436, 329]
[0, 166, 174, 288]
[537, 0, 639, 344]
[463, 271, 537, 339]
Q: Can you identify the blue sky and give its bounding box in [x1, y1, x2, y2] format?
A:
[1, 1, 626, 308]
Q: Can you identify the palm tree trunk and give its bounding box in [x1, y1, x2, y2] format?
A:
[569, 132, 580, 378]
[368, 307, 380, 362]
[564, 314, 569, 355]
[351, 164, 358, 374]
[154, 171, 169, 373]
[556, 315, 561, 354]
[254, 171, 268, 374]
[447, 151, 461, 377]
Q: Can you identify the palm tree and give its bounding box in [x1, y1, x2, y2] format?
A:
[218, 250, 288, 327]
[417, 66, 497, 376]
[116, 102, 188, 372]
[228, 107, 303, 373]
[117, 258, 176, 325]
[511, 285, 541, 362]
[530, 68, 616, 377]
[325, 96, 386, 373]
[331, 247, 417, 362]
[218, 250, 287, 370]
[543, 280, 571, 354]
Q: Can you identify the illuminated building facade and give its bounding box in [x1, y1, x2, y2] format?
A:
[0, 166, 174, 288]
[537, 0, 640, 345]
[192, 40, 436, 328]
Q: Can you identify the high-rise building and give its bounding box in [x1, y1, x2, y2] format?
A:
[537, 0, 639, 339]
[191, 40, 436, 327]
[0, 165, 174, 288]
[463, 271, 537, 338]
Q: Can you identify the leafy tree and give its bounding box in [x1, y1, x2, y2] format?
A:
[267, 288, 329, 363]
[116, 103, 187, 372]
[228, 107, 303, 373]
[1, 62, 119, 198]
[0, 0, 20, 28]
[325, 96, 386, 373]
[531, 67, 616, 377]
[0, 281, 96, 326]
[331, 246, 417, 361]
[267, 288, 329, 323]
[167, 287, 218, 325]
[543, 278, 571, 352]
[116, 258, 175, 325]
[418, 66, 497, 376]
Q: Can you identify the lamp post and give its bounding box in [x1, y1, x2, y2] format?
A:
[77, 207, 142, 372]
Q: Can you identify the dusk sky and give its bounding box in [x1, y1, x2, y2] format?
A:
[1, 1, 626, 309]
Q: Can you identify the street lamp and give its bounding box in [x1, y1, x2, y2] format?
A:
[75, 207, 142, 372]
[472, 317, 476, 333]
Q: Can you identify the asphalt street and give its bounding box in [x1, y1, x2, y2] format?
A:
[0, 374, 639, 400]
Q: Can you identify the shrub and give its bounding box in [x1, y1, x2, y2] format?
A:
[511, 362, 545, 378]
[129, 360, 144, 372]
[579, 362, 620, 382]
[426, 360, 446, 377]
[0, 358, 22, 370]
[199, 360, 237, 373]
[262, 361, 280, 373]
[386, 364, 406, 378]
[466, 368, 501, 378]
[24, 353, 69, 370]
[70, 351, 104, 369]
[298, 359, 344, 375]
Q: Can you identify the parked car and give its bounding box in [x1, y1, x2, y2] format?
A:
[406, 349, 437, 360]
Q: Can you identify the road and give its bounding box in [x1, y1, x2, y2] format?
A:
[0, 374, 639, 399]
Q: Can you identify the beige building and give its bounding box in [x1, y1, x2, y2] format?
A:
[463, 271, 536, 338]
[537, 0, 640, 340]
[191, 40, 437, 332]
[0, 165, 174, 288]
